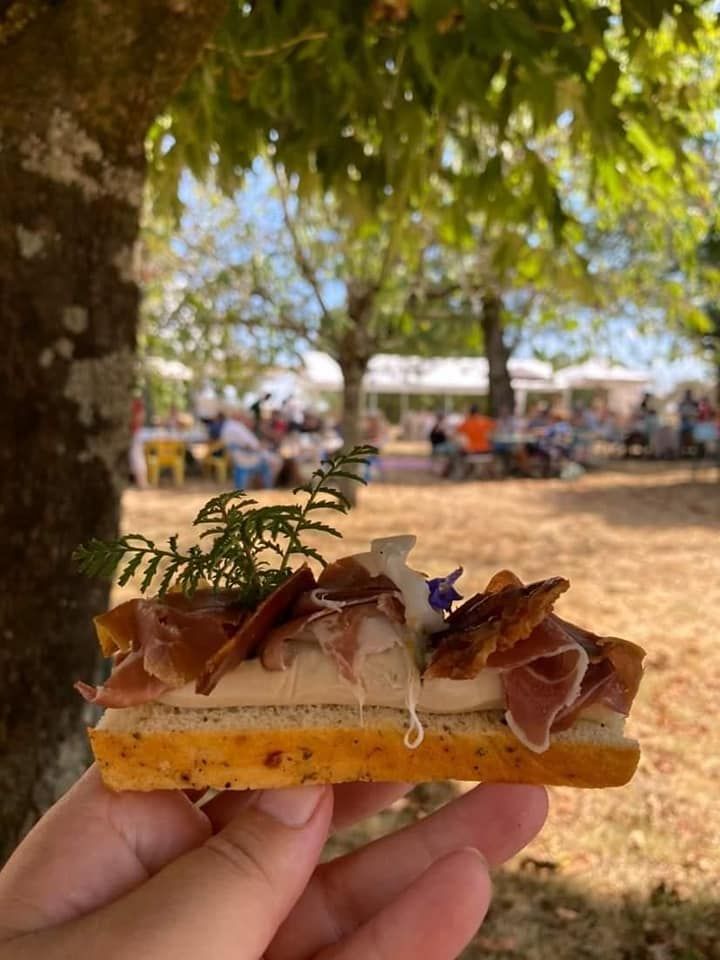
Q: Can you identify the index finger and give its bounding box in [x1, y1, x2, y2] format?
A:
[267, 783, 547, 960]
[201, 781, 412, 834]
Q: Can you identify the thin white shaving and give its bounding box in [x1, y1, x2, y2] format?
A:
[308, 589, 346, 613]
[403, 645, 425, 749]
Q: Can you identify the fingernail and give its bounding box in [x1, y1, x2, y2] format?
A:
[255, 785, 324, 827]
[459, 846, 490, 870]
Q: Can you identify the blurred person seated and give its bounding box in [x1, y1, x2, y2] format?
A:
[678, 388, 699, 455]
[221, 411, 277, 489]
[491, 406, 524, 476]
[456, 404, 495, 453]
[523, 404, 554, 476]
[264, 408, 289, 445]
[300, 411, 323, 433]
[445, 404, 497, 479]
[697, 395, 715, 422]
[693, 395, 718, 458]
[526, 403, 552, 431]
[361, 411, 389, 480]
[428, 412, 453, 455]
[208, 411, 226, 443]
[623, 394, 656, 458]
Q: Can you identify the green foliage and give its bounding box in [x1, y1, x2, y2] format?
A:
[148, 0, 715, 234]
[142, 1, 720, 396]
[74, 445, 376, 603]
[139, 201, 309, 389]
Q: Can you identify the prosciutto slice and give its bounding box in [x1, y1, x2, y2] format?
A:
[75, 649, 170, 708]
[258, 559, 406, 682]
[75, 590, 248, 708]
[196, 566, 315, 693]
[490, 618, 590, 752]
[75, 568, 315, 706]
[424, 569, 645, 753]
[550, 617, 645, 730]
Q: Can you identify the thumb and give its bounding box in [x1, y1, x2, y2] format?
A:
[72, 785, 332, 960]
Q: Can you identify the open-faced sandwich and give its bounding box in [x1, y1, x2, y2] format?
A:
[75, 447, 645, 791]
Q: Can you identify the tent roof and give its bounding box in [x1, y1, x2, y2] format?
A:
[301, 351, 555, 396]
[555, 361, 651, 389]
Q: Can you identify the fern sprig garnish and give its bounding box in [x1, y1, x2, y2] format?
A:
[74, 445, 377, 604]
[279, 443, 376, 570]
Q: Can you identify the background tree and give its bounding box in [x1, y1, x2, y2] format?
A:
[0, 0, 227, 860]
[152, 0, 717, 416]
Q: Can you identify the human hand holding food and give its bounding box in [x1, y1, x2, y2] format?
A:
[0, 769, 547, 960]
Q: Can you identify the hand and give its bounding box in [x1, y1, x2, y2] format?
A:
[0, 768, 547, 960]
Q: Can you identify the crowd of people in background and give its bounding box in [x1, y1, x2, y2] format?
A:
[624, 389, 718, 459]
[129, 392, 381, 489]
[425, 388, 719, 480]
[129, 384, 719, 488]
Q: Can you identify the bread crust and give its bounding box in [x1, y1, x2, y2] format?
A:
[89, 706, 639, 791]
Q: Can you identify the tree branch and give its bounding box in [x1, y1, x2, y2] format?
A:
[239, 30, 328, 58]
[272, 162, 333, 324]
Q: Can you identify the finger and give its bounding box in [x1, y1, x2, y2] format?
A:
[315, 849, 491, 960]
[268, 783, 546, 960]
[57, 785, 333, 960]
[200, 789, 258, 832]
[331, 782, 412, 831]
[201, 782, 411, 834]
[0, 766, 211, 937]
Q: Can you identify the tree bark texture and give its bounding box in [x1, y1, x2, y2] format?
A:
[0, 0, 227, 862]
[480, 292, 515, 417]
[334, 281, 376, 505]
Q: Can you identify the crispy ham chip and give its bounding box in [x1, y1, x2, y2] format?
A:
[196, 566, 315, 694]
[425, 570, 644, 752]
[424, 576, 569, 679]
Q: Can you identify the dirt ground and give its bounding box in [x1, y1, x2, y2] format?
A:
[121, 461, 720, 959]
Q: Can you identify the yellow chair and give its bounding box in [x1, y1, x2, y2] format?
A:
[203, 442, 230, 484]
[144, 439, 186, 486]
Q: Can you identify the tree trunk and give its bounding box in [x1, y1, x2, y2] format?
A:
[480, 293, 515, 417]
[339, 353, 370, 452]
[0, 0, 227, 862]
[333, 281, 376, 505]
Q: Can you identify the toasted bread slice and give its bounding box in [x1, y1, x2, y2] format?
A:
[90, 703, 639, 790]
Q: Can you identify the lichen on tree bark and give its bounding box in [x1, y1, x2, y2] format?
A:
[0, 0, 228, 861]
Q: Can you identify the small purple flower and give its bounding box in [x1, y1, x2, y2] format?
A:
[427, 567, 464, 612]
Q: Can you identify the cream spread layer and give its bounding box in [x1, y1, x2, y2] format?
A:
[159, 643, 622, 729]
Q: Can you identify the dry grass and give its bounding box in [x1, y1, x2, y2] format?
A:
[121, 461, 720, 959]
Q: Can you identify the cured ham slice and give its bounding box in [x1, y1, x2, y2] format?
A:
[424, 570, 644, 754]
[75, 568, 315, 705]
[550, 618, 645, 730]
[75, 590, 248, 707]
[196, 566, 315, 694]
[502, 648, 589, 752]
[75, 649, 170, 708]
[259, 562, 407, 681]
[424, 576, 569, 679]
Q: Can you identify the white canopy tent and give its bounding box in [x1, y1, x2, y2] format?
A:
[300, 351, 556, 413]
[555, 361, 651, 415]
